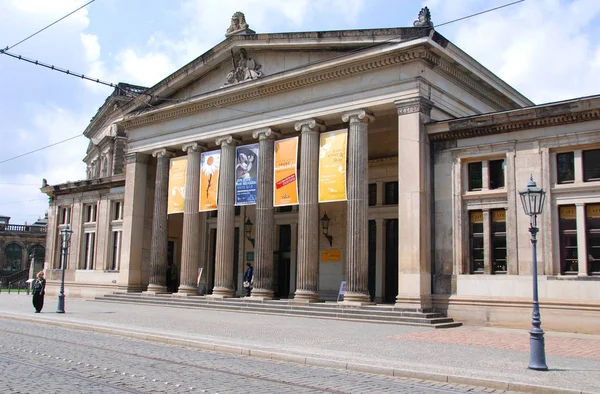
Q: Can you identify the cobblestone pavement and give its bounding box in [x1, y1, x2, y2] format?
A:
[389, 330, 600, 360]
[0, 320, 524, 394]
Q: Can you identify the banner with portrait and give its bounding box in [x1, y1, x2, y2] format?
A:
[235, 143, 259, 205]
[273, 136, 299, 207]
[199, 150, 220, 211]
[318, 129, 348, 203]
[167, 156, 187, 214]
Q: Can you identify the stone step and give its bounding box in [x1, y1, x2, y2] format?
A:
[94, 293, 462, 329]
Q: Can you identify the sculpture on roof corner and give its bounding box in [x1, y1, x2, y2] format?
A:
[224, 48, 263, 86]
[413, 6, 434, 28]
[226, 11, 255, 37]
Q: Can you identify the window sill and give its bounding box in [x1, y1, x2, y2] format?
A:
[463, 190, 506, 200]
[548, 275, 600, 281]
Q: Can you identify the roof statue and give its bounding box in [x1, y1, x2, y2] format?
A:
[224, 48, 262, 86]
[413, 6, 434, 28]
[225, 11, 256, 37]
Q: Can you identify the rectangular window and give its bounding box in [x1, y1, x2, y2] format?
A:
[61, 207, 71, 225]
[468, 162, 483, 191]
[587, 204, 600, 275]
[557, 152, 575, 184]
[384, 182, 398, 205]
[491, 209, 507, 273]
[470, 211, 484, 273]
[368, 183, 377, 206]
[559, 205, 578, 274]
[235, 206, 241, 216]
[85, 204, 97, 223]
[84, 232, 96, 270]
[277, 206, 293, 213]
[489, 160, 505, 189]
[111, 231, 121, 271]
[113, 201, 123, 221]
[583, 149, 600, 182]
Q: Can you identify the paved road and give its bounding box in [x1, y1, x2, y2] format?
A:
[0, 319, 522, 394]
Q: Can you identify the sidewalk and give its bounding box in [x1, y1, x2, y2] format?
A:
[0, 294, 598, 394]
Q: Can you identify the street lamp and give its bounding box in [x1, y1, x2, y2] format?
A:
[320, 213, 333, 247]
[57, 225, 72, 314]
[244, 217, 255, 247]
[518, 175, 548, 371]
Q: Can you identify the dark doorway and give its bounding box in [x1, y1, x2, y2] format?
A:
[233, 227, 239, 293]
[208, 229, 217, 294]
[368, 220, 376, 302]
[208, 228, 240, 294]
[274, 224, 292, 298]
[166, 241, 178, 292]
[384, 219, 399, 304]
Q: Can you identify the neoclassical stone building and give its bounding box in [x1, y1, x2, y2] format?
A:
[42, 10, 600, 332]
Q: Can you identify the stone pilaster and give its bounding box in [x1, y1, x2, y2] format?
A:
[118, 152, 149, 292]
[145, 148, 175, 294]
[294, 119, 325, 302]
[211, 136, 240, 298]
[395, 96, 434, 311]
[341, 109, 374, 305]
[250, 127, 281, 300]
[177, 142, 207, 295]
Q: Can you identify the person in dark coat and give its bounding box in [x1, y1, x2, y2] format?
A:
[243, 262, 253, 297]
[32, 271, 46, 313]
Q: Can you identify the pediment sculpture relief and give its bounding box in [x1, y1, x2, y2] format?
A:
[224, 48, 263, 86]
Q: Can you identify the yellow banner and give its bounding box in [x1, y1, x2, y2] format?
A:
[199, 150, 220, 211]
[319, 129, 347, 203]
[273, 137, 299, 207]
[167, 156, 187, 214]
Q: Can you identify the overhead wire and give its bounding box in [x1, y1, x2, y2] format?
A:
[0, 0, 525, 164]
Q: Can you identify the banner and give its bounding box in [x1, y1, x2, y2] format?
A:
[318, 129, 348, 203]
[273, 136, 299, 207]
[167, 156, 187, 214]
[235, 143, 259, 205]
[199, 150, 220, 211]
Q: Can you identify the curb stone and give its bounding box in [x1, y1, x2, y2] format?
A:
[0, 313, 591, 394]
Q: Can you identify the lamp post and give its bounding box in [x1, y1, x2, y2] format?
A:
[57, 225, 72, 314]
[244, 217, 255, 247]
[518, 176, 548, 371]
[320, 212, 333, 247]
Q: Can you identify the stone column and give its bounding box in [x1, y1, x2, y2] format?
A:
[177, 142, 206, 295]
[211, 136, 240, 298]
[250, 127, 281, 300]
[576, 203, 588, 276]
[145, 148, 175, 294]
[294, 119, 325, 302]
[395, 96, 434, 311]
[118, 152, 149, 292]
[341, 109, 374, 305]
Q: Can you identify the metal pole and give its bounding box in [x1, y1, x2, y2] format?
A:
[56, 233, 67, 313]
[528, 220, 548, 371]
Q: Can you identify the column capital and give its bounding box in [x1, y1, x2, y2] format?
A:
[151, 148, 176, 159]
[342, 109, 375, 124]
[252, 127, 281, 140]
[215, 135, 242, 147]
[294, 118, 326, 133]
[394, 97, 433, 116]
[125, 152, 149, 165]
[182, 142, 208, 154]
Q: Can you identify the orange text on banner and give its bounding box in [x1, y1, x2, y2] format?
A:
[199, 150, 220, 211]
[167, 156, 187, 214]
[318, 129, 347, 203]
[273, 137, 299, 207]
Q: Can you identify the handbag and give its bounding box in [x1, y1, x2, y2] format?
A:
[243, 281, 250, 288]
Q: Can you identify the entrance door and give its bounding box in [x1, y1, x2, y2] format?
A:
[208, 229, 217, 294]
[233, 227, 239, 292]
[368, 220, 376, 302]
[384, 219, 399, 304]
[274, 224, 291, 298]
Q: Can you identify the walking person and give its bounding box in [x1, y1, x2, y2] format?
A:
[32, 271, 46, 313]
[243, 262, 253, 297]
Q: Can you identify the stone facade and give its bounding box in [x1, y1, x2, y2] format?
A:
[40, 13, 600, 333]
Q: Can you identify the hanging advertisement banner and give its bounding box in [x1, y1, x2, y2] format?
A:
[199, 150, 221, 211]
[167, 156, 187, 214]
[318, 129, 348, 203]
[235, 143, 259, 206]
[273, 136, 299, 207]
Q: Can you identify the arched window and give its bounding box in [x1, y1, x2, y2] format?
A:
[4, 243, 23, 272]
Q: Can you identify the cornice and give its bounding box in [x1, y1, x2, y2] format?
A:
[430, 108, 600, 142]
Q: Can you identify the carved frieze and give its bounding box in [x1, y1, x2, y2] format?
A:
[224, 49, 263, 86]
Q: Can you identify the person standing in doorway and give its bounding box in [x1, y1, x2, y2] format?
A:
[243, 262, 253, 297]
[32, 271, 46, 313]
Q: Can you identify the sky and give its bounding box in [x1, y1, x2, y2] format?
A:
[0, 0, 599, 225]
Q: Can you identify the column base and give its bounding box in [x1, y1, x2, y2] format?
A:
[208, 287, 235, 298]
[249, 289, 273, 300]
[176, 285, 199, 296]
[395, 295, 433, 312]
[293, 290, 320, 303]
[341, 292, 372, 305]
[143, 284, 167, 295]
